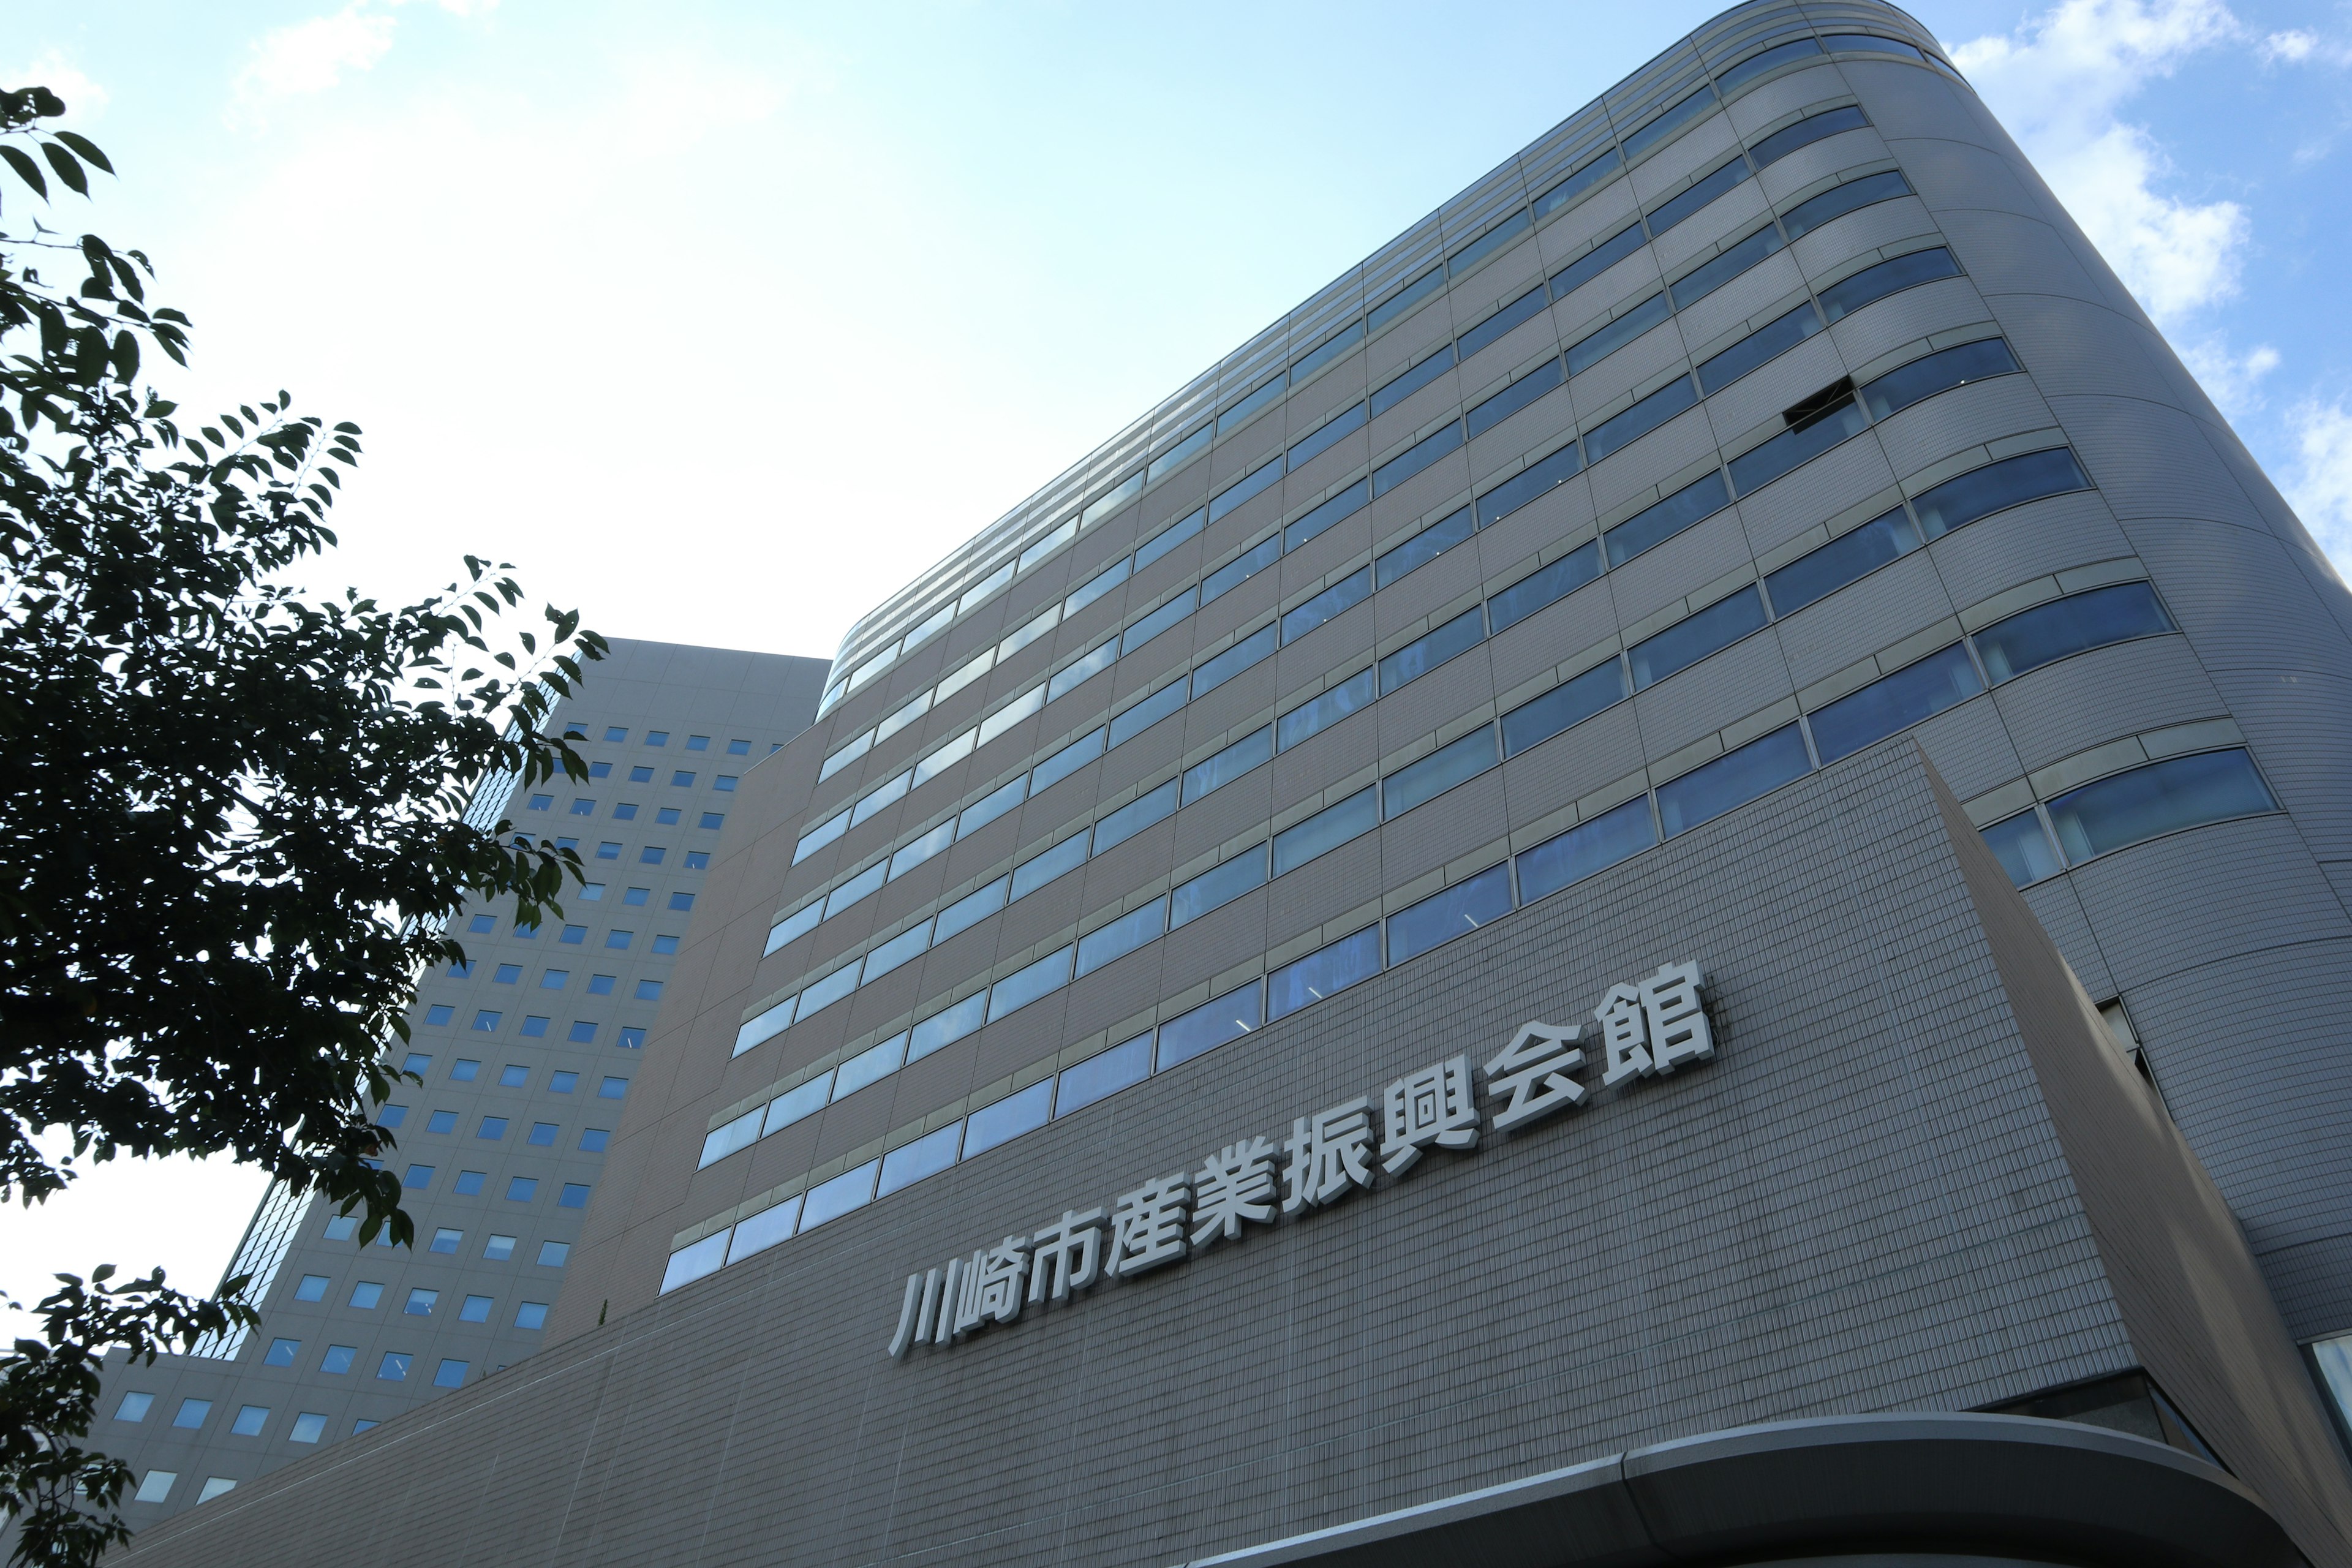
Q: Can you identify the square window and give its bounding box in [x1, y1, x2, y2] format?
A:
[554, 837, 579, 852]
[376, 1352, 411, 1382]
[459, 1294, 492, 1323]
[483, 1234, 517, 1260]
[698, 812, 725, 831]
[353, 1419, 377, 1433]
[451, 1058, 481, 1081]
[603, 726, 627, 743]
[434, 1359, 470, 1389]
[587, 760, 612, 779]
[429, 1227, 462, 1254]
[467, 914, 494, 934]
[290, 1412, 327, 1444]
[499, 1064, 528, 1088]
[714, 775, 738, 793]
[376, 1105, 407, 1128]
[321, 1345, 356, 1374]
[651, 935, 679, 955]
[514, 922, 538, 940]
[579, 1128, 610, 1152]
[526, 794, 552, 812]
[426, 1110, 457, 1134]
[726, 738, 750, 756]
[293, 1275, 328, 1303]
[617, 1027, 646, 1049]
[605, 930, 632, 951]
[598, 1076, 628, 1099]
[172, 1398, 211, 1430]
[614, 802, 640, 821]
[588, 974, 616, 996]
[515, 1300, 549, 1329]
[633, 979, 663, 1001]
[521, 1015, 549, 1038]
[231, 1404, 268, 1436]
[449, 959, 473, 979]
[639, 846, 667, 865]
[566, 1020, 597, 1043]
[115, 1391, 154, 1422]
[263, 1338, 300, 1367]
[134, 1471, 176, 1504]
[404, 1288, 437, 1316]
[424, 1005, 454, 1027]
[671, 770, 695, 788]
[654, 806, 680, 826]
[579, 883, 605, 902]
[401, 1052, 431, 1075]
[349, 1282, 382, 1310]
[686, 734, 710, 751]
[528, 1121, 557, 1147]
[561, 723, 586, 738]
[479, 1117, 508, 1140]
[455, 1170, 486, 1195]
[324, 1213, 358, 1240]
[506, 1176, 538, 1202]
[595, 841, 621, 861]
[491, 963, 521, 984]
[198, 1477, 236, 1504]
[402, 1164, 433, 1189]
[646, 730, 669, 747]
[471, 1010, 501, 1033]
[549, 1071, 578, 1093]
[540, 969, 569, 989]
[568, 799, 595, 816]
[560, 925, 587, 945]
[559, 1182, 591, 1209]
[372, 1227, 396, 1248]
[623, 887, 649, 907]
[668, 892, 695, 913]
[684, 851, 710, 870]
[628, 764, 654, 783]
[538, 1241, 571, 1267]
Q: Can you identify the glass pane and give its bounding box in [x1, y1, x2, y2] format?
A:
[1182, 726, 1274, 805]
[1056, 1033, 1154, 1117]
[1372, 420, 1464, 497]
[1267, 927, 1381, 1021]
[1376, 507, 1476, 589]
[1380, 607, 1486, 693]
[877, 1123, 963, 1196]
[965, 1079, 1055, 1156]
[1486, 541, 1602, 633]
[933, 876, 1009, 944]
[798, 1161, 880, 1232]
[1751, 104, 1868, 167]
[1281, 568, 1373, 646]
[1193, 622, 1278, 695]
[1975, 582, 2172, 682]
[1549, 221, 1645, 301]
[1202, 533, 1282, 606]
[1646, 157, 1749, 237]
[1782, 170, 1912, 239]
[1109, 679, 1188, 748]
[1630, 586, 1769, 688]
[1981, 810, 2062, 888]
[2046, 750, 2276, 862]
[1502, 660, 1628, 757]
[1156, 984, 1262, 1069]
[1670, 224, 1782, 309]
[1532, 147, 1623, 221]
[1583, 375, 1698, 465]
[1287, 402, 1368, 472]
[987, 946, 1073, 1022]
[1605, 472, 1731, 567]
[1913, 448, 2090, 538]
[1010, 833, 1088, 900]
[1094, 780, 1178, 855]
[1657, 725, 1812, 835]
[1695, 303, 1822, 396]
[1272, 788, 1378, 876]
[1762, 508, 1918, 616]
[1075, 899, 1166, 978]
[1171, 848, 1268, 927]
[1371, 344, 1456, 418]
[1387, 863, 1513, 966]
[1457, 285, 1547, 362]
[1286, 477, 1371, 551]
[910, 992, 987, 1061]
[1716, 36, 1822, 94]
[1819, 246, 1961, 321]
[1859, 337, 2019, 420]
[1278, 666, 1376, 750]
[1517, 797, 1657, 900]
[1382, 728, 1499, 818]
[1466, 357, 1565, 441]
[1728, 397, 1868, 495]
[1807, 643, 1984, 763]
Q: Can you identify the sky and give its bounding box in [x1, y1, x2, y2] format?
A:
[2, 0, 2348, 1322]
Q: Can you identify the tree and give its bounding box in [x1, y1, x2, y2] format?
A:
[0, 85, 606, 1561]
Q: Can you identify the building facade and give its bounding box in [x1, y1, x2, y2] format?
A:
[107, 2, 2352, 1563]
[81, 639, 827, 1521]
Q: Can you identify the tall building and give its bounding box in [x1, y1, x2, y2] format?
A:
[81, 640, 829, 1521]
[105, 3, 2352, 1562]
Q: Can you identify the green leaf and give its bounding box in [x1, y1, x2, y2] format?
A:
[40, 139, 89, 195]
[51, 129, 113, 173]
[0, 143, 48, 198]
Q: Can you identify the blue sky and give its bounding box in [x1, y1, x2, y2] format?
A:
[2, 0, 2349, 1304]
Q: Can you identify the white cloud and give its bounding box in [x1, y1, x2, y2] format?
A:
[2288, 398, 2352, 567]
[235, 6, 398, 108]
[2179, 336, 2279, 418]
[2262, 28, 2318, 61]
[1948, 0, 2249, 327]
[6, 48, 109, 121]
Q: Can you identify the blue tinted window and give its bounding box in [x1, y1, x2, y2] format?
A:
[1282, 569, 1371, 646]
[1605, 472, 1730, 567]
[1211, 456, 1284, 524]
[1121, 588, 1198, 654]
[910, 992, 987, 1061]
[1278, 667, 1375, 751]
[1379, 608, 1485, 695]
[1170, 847, 1268, 928]
[1376, 508, 1474, 589]
[1728, 396, 1867, 494]
[1475, 440, 1583, 527]
[1823, 33, 1926, 59]
[1148, 424, 1210, 485]
[1076, 900, 1166, 978]
[1056, 1033, 1153, 1116]
[1202, 534, 1281, 606]
[1517, 796, 1657, 899]
[1670, 225, 1782, 309]
[1066, 559, 1129, 619]
[1011, 832, 1088, 900]
[1080, 471, 1142, 528]
[1108, 679, 1187, 748]
[1031, 727, 1104, 794]
[1216, 377, 1284, 437]
[1860, 338, 2019, 419]
[1630, 586, 1768, 688]
[934, 878, 1007, 945]
[957, 777, 1027, 839]
[1646, 156, 1750, 236]
[1982, 809, 2063, 888]
[1716, 36, 1822, 94]
[1457, 285, 1548, 361]
[1387, 863, 1512, 965]
[1975, 582, 2173, 683]
[1532, 147, 1623, 219]
[1502, 660, 1628, 757]
[1267, 927, 1381, 1022]
[1193, 622, 1277, 696]
[1382, 728, 1498, 818]
[1819, 247, 1961, 322]
[1448, 207, 1532, 277]
[963, 1080, 1053, 1158]
[1049, 637, 1117, 703]
[1272, 788, 1378, 876]
[1183, 726, 1273, 805]
[1370, 345, 1455, 418]
[987, 946, 1072, 1023]
[877, 1123, 964, 1197]
[1624, 83, 1718, 160]
[1093, 779, 1178, 855]
[1486, 541, 1602, 634]
[2046, 750, 2275, 862]
[1291, 319, 1365, 385]
[1287, 402, 1366, 471]
[1285, 478, 1370, 552]
[1566, 293, 1671, 378]
[1156, 985, 1262, 1070]
[1368, 266, 1445, 334]
[1465, 358, 1564, 440]
[1763, 508, 1918, 616]
[1657, 725, 1811, 835]
[838, 1037, 910, 1102]
[1782, 170, 1912, 239]
[1808, 643, 1983, 762]
[1585, 375, 1698, 464]
[1751, 104, 1869, 168]
[1913, 449, 2090, 538]
[1696, 301, 1822, 394]
[1373, 420, 1464, 498]
[1134, 507, 1203, 571]
[1550, 222, 1645, 301]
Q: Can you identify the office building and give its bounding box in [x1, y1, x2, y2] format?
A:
[109, 3, 2352, 1562]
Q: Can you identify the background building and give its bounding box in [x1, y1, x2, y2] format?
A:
[82, 639, 827, 1520]
[105, 1, 2352, 1562]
